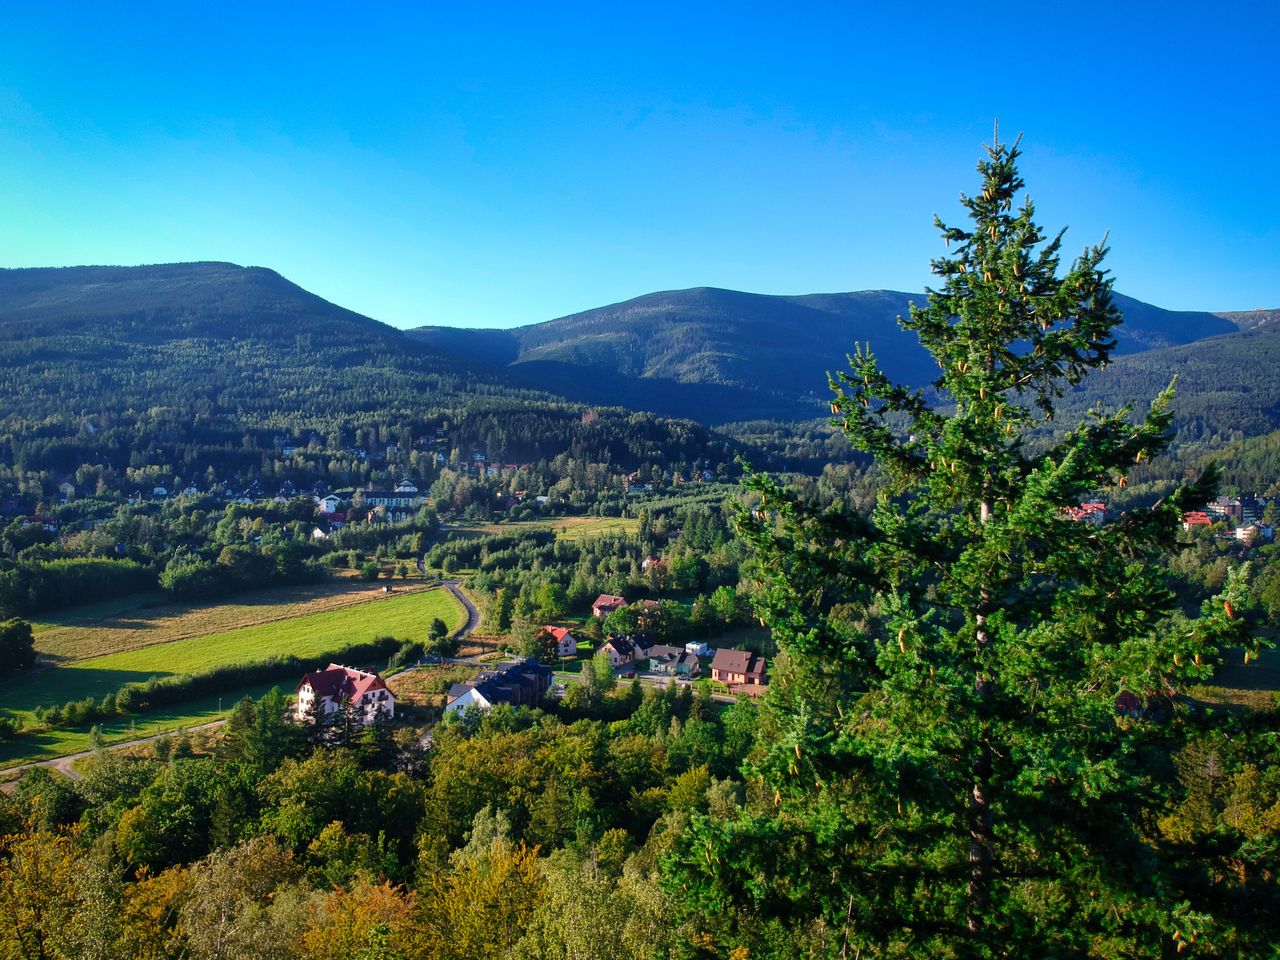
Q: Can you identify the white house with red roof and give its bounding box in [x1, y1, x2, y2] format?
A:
[543, 626, 578, 657]
[295, 663, 395, 724]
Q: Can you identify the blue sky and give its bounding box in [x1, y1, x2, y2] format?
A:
[1, 2, 1276, 328]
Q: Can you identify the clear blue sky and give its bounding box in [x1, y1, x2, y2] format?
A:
[1, 2, 1276, 328]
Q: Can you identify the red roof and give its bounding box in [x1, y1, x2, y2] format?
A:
[593, 594, 625, 610]
[545, 626, 573, 641]
[1182, 511, 1212, 526]
[297, 663, 388, 702]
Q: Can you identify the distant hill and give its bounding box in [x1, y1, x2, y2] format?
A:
[0, 262, 504, 425]
[410, 287, 1237, 423]
[1215, 307, 1280, 331]
[0, 263, 740, 471]
[1059, 324, 1280, 442]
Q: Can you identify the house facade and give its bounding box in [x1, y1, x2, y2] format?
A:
[365, 490, 424, 509]
[592, 594, 626, 618]
[647, 644, 701, 678]
[543, 626, 578, 658]
[710, 648, 767, 689]
[295, 664, 395, 724]
[597, 634, 651, 668]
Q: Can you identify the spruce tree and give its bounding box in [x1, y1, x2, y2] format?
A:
[665, 134, 1264, 957]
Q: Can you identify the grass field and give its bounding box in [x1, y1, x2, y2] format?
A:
[0, 587, 465, 768]
[0, 681, 284, 768]
[33, 580, 432, 662]
[454, 516, 639, 541]
[1188, 644, 1280, 712]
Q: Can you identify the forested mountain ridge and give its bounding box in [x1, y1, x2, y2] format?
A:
[0, 261, 506, 422]
[1059, 324, 1280, 443]
[410, 286, 1238, 422]
[0, 263, 741, 479]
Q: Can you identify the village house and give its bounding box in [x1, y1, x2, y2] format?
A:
[364, 489, 424, 509]
[1206, 496, 1243, 524]
[1062, 502, 1106, 526]
[1181, 511, 1213, 531]
[646, 644, 701, 678]
[592, 594, 626, 618]
[317, 494, 344, 514]
[597, 634, 651, 669]
[445, 659, 554, 715]
[295, 664, 395, 724]
[710, 648, 768, 691]
[1236, 524, 1274, 545]
[542, 626, 578, 658]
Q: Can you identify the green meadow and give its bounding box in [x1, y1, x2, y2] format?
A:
[0, 586, 465, 767]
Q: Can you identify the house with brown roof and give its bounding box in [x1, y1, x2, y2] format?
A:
[592, 594, 626, 618]
[710, 648, 767, 689]
[295, 664, 395, 724]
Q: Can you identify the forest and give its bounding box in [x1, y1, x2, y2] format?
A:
[2, 146, 1280, 959]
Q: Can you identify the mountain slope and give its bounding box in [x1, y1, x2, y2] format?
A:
[1060, 325, 1280, 442]
[0, 263, 747, 474]
[0, 262, 563, 434]
[410, 286, 1237, 423]
[1215, 307, 1280, 330]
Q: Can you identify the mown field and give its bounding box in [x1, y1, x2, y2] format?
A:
[33, 580, 433, 662]
[454, 515, 639, 540]
[0, 587, 465, 767]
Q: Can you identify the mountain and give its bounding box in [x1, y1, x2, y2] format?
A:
[1060, 324, 1280, 442]
[1215, 307, 1280, 331]
[0, 262, 503, 423]
[0, 263, 740, 474]
[409, 287, 1237, 423]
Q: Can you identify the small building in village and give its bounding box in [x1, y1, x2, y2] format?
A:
[445, 659, 554, 716]
[596, 634, 652, 669]
[646, 643, 701, 678]
[710, 648, 768, 692]
[295, 664, 395, 724]
[592, 594, 626, 618]
[542, 626, 579, 658]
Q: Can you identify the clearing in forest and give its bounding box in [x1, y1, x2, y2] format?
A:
[5, 587, 466, 723]
[33, 580, 432, 662]
[455, 516, 639, 540]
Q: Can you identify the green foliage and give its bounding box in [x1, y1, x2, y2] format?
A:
[0, 617, 36, 676]
[665, 136, 1273, 956]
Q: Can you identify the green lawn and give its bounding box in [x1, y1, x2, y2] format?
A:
[0, 681, 283, 768]
[0, 587, 465, 767]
